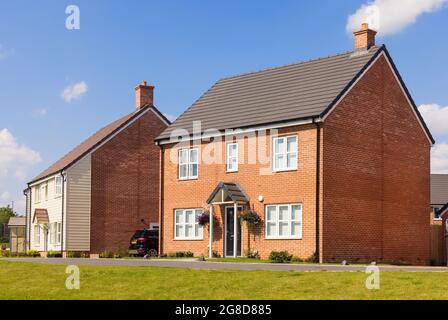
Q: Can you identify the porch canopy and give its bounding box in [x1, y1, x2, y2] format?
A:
[33, 209, 49, 224]
[206, 182, 249, 258]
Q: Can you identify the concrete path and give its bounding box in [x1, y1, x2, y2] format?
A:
[3, 257, 448, 272]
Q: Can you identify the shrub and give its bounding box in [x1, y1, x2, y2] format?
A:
[305, 252, 318, 263]
[269, 251, 292, 263]
[99, 251, 113, 259]
[244, 249, 260, 259]
[66, 251, 89, 258]
[27, 250, 40, 257]
[47, 250, 62, 258]
[113, 248, 129, 259]
[291, 256, 304, 263]
[212, 250, 221, 258]
[0, 249, 10, 257]
[167, 251, 195, 258]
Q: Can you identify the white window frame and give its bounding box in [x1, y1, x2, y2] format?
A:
[42, 183, 48, 201]
[272, 135, 298, 172]
[56, 222, 62, 244]
[178, 148, 199, 180]
[174, 208, 203, 240]
[35, 185, 41, 203]
[49, 223, 55, 245]
[226, 143, 238, 172]
[55, 176, 63, 197]
[265, 203, 302, 240]
[34, 225, 41, 245]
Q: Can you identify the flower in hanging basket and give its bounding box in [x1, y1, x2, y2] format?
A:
[197, 212, 210, 226]
[239, 210, 261, 225]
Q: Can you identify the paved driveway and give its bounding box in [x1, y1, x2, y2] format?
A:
[4, 257, 448, 272]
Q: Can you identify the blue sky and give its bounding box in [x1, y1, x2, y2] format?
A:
[1, 0, 448, 213]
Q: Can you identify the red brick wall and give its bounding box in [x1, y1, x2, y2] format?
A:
[322, 55, 431, 265]
[90, 109, 168, 253]
[161, 125, 319, 259]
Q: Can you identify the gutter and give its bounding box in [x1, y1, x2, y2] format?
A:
[60, 171, 66, 256]
[158, 145, 165, 256]
[23, 187, 31, 252]
[313, 118, 322, 263]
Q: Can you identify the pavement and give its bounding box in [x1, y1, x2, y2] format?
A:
[3, 257, 448, 272]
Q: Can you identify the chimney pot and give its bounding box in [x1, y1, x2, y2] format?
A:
[134, 80, 154, 110]
[353, 23, 377, 50]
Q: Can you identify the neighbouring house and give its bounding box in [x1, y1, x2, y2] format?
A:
[430, 174, 448, 265]
[155, 24, 434, 265]
[24, 82, 170, 256]
[8, 216, 26, 254]
[439, 204, 448, 266]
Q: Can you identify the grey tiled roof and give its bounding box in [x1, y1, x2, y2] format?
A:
[431, 174, 448, 205]
[157, 46, 384, 140]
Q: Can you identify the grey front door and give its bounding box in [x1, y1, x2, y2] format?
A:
[225, 207, 242, 257]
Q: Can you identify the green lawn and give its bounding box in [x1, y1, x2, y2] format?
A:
[0, 260, 447, 300]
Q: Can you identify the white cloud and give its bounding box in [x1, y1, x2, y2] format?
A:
[0, 128, 41, 180]
[61, 81, 88, 103]
[0, 44, 14, 60]
[432, 143, 448, 173]
[0, 129, 41, 213]
[347, 0, 448, 35]
[163, 113, 178, 123]
[418, 104, 448, 138]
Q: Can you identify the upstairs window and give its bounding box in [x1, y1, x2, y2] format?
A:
[55, 176, 63, 197]
[179, 148, 198, 180]
[273, 136, 298, 172]
[226, 143, 238, 172]
[34, 186, 41, 203]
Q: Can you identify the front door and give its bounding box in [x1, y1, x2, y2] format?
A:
[225, 206, 242, 257]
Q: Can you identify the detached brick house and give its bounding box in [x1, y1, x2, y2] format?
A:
[155, 24, 434, 265]
[25, 82, 170, 256]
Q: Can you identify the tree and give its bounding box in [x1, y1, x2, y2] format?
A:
[0, 205, 16, 224]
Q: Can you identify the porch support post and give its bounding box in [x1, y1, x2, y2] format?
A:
[233, 202, 237, 258]
[209, 205, 213, 258]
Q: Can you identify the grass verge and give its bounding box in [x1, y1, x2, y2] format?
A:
[0, 260, 447, 299]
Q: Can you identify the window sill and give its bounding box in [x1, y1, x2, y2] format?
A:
[272, 168, 298, 173]
[265, 237, 302, 240]
[178, 177, 198, 181]
[173, 238, 204, 241]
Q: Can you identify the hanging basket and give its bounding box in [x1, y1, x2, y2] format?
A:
[239, 210, 261, 226]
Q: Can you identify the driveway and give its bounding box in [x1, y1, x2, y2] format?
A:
[4, 257, 448, 272]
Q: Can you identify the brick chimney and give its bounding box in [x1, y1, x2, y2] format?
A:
[353, 23, 377, 50]
[135, 80, 154, 110]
